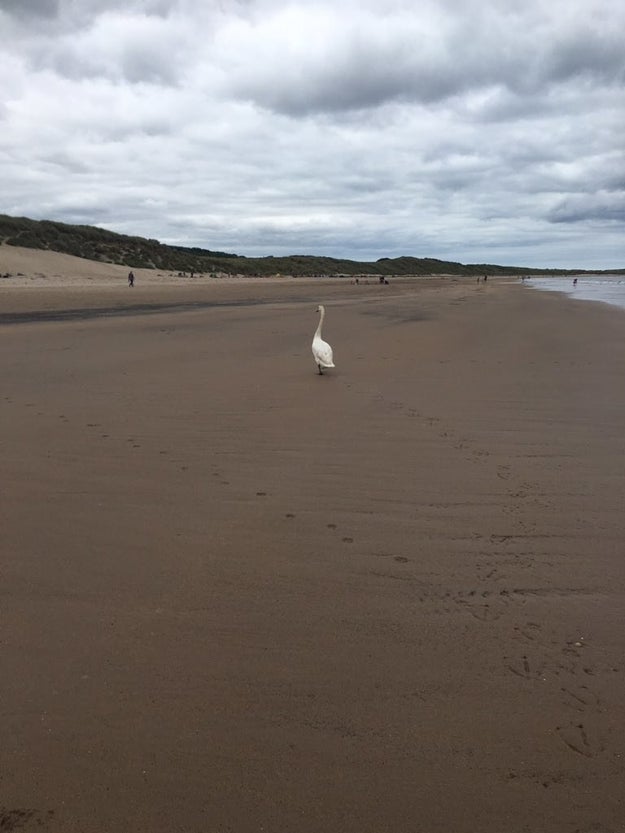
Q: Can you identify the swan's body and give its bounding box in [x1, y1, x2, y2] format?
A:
[312, 304, 335, 374]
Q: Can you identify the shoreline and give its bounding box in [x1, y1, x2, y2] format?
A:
[524, 274, 625, 313]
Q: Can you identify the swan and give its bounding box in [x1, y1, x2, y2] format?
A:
[312, 304, 335, 375]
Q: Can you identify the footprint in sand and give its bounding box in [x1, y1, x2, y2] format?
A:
[505, 654, 535, 678]
[561, 685, 602, 713]
[342, 537, 354, 544]
[555, 722, 604, 758]
[512, 624, 543, 645]
[460, 601, 506, 621]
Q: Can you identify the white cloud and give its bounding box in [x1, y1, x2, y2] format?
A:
[0, 0, 623, 267]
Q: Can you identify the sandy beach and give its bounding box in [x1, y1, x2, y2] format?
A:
[1, 247, 624, 832]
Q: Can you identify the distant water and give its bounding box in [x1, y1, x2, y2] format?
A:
[525, 275, 625, 312]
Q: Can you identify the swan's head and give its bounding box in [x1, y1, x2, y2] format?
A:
[316, 304, 325, 313]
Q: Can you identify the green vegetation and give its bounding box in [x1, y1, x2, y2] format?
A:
[0, 214, 237, 272]
[1, 213, 621, 277]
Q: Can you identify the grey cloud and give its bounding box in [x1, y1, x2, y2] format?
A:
[81, 0, 173, 13]
[53, 0, 173, 21]
[227, 53, 465, 117]
[542, 30, 625, 86]
[548, 192, 625, 224]
[39, 152, 90, 174]
[52, 205, 115, 224]
[221, 6, 625, 117]
[0, 0, 59, 17]
[38, 47, 180, 86]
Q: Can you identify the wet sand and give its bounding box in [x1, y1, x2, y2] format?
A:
[1, 268, 625, 832]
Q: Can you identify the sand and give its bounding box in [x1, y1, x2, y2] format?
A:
[1, 247, 624, 832]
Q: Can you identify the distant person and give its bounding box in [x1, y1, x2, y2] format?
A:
[128, 271, 135, 287]
[484, 274, 488, 282]
[573, 278, 578, 286]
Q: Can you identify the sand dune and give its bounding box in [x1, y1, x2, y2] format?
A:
[0, 243, 155, 285]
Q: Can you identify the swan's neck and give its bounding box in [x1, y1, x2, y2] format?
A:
[315, 307, 325, 339]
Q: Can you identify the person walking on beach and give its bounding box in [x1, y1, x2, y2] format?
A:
[128, 271, 135, 287]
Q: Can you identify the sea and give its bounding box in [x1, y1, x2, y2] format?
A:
[524, 275, 625, 312]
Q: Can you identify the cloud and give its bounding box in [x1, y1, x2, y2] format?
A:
[213, 1, 625, 116]
[548, 192, 625, 224]
[0, 0, 59, 17]
[0, 0, 623, 268]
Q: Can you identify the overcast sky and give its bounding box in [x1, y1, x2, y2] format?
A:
[1, 0, 623, 268]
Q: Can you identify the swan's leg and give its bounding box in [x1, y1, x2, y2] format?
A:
[317, 364, 323, 375]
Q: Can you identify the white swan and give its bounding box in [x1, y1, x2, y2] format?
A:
[312, 304, 335, 375]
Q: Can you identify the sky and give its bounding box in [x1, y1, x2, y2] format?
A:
[0, 0, 624, 268]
